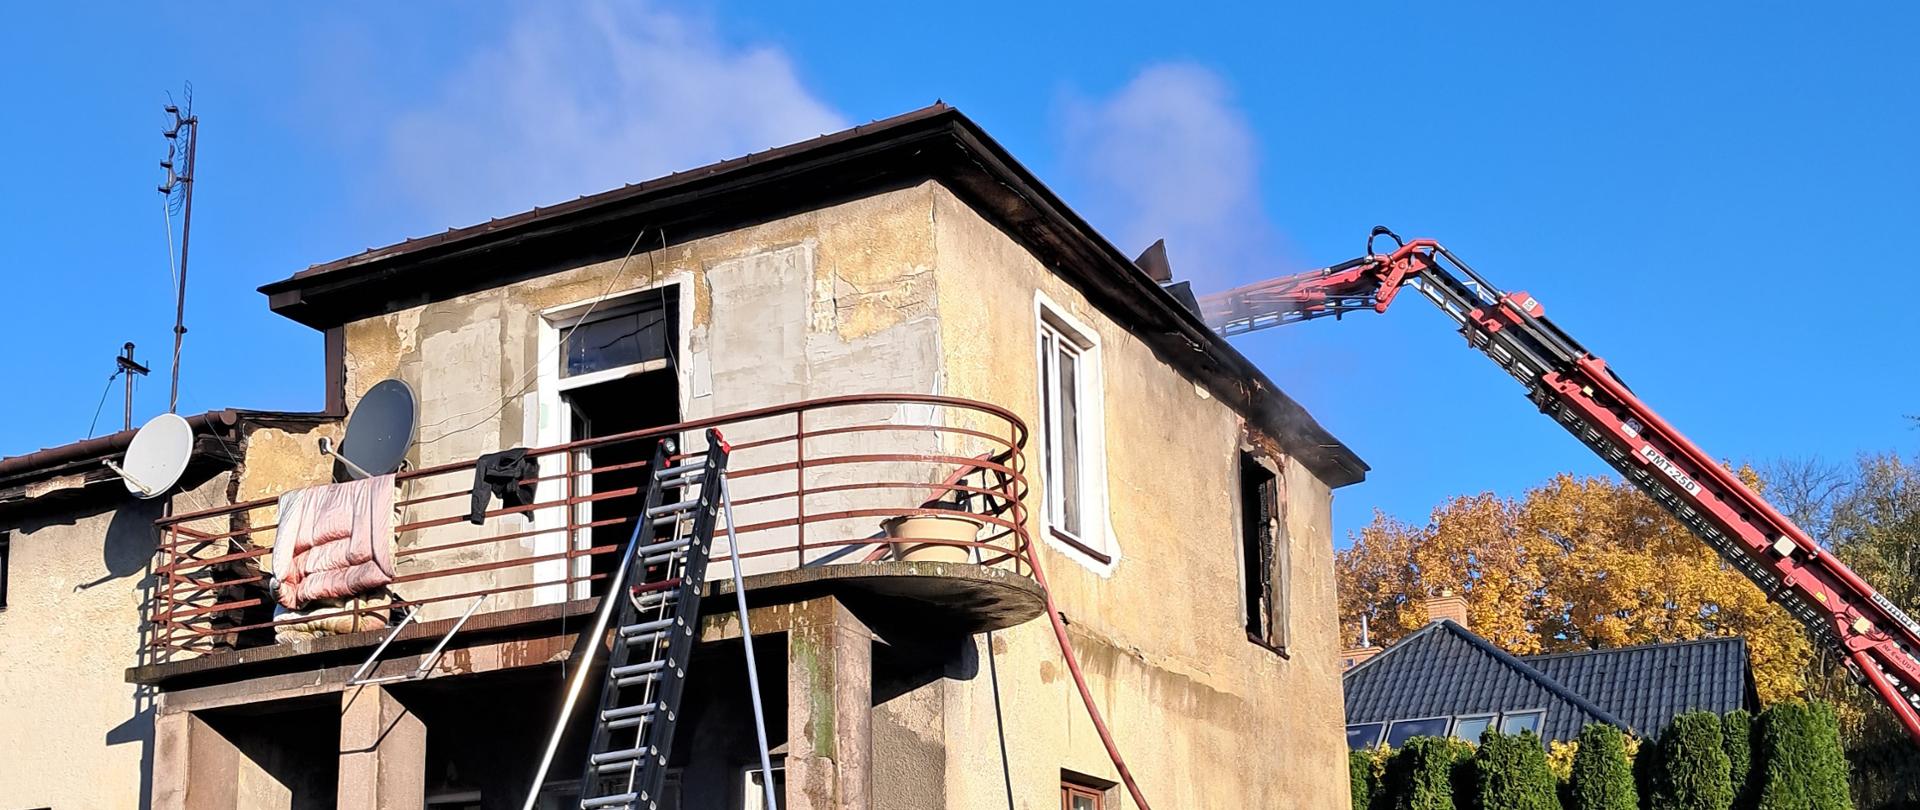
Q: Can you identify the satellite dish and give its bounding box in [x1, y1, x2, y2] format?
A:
[109, 413, 194, 498]
[335, 378, 418, 481]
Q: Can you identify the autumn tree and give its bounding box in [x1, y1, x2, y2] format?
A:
[1336, 472, 1813, 701]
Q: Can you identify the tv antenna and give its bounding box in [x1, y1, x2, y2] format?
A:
[158, 85, 199, 414]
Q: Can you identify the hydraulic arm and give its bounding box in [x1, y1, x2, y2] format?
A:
[1200, 227, 1920, 744]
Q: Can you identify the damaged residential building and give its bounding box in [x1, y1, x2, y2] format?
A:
[0, 104, 1367, 810]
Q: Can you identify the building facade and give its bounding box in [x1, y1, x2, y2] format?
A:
[1, 105, 1366, 809]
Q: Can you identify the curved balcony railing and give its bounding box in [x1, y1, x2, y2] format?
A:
[146, 394, 1031, 664]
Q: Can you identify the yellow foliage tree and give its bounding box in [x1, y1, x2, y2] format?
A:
[1337, 473, 1813, 704]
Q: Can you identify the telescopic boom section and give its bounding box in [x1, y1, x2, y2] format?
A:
[1199, 227, 1920, 745]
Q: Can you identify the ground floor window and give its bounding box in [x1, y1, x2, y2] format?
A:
[1062, 782, 1104, 810]
[1061, 771, 1115, 810]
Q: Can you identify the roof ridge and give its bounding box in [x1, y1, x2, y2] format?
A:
[1352, 620, 1635, 733]
[1522, 634, 1748, 662]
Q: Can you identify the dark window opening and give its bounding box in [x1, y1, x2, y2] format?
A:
[1239, 452, 1285, 650]
[0, 532, 10, 611]
[567, 370, 681, 594]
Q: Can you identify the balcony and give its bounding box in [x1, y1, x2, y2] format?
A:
[131, 394, 1041, 685]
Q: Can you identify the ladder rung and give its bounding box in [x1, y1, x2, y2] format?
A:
[635, 538, 690, 556]
[621, 618, 676, 638]
[642, 551, 684, 566]
[612, 660, 667, 679]
[590, 746, 653, 765]
[647, 499, 702, 518]
[631, 589, 676, 608]
[655, 464, 706, 482]
[601, 702, 659, 722]
[582, 792, 638, 809]
[606, 712, 655, 731]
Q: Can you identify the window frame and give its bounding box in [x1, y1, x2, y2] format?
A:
[1033, 293, 1112, 570]
[1385, 716, 1452, 748]
[1238, 450, 1289, 655]
[1498, 710, 1546, 736]
[1450, 713, 1496, 742]
[1061, 783, 1103, 810]
[1346, 722, 1386, 750]
[553, 291, 679, 391]
[531, 280, 691, 605]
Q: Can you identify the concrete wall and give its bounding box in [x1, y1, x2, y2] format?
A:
[0, 474, 230, 810]
[923, 184, 1349, 808]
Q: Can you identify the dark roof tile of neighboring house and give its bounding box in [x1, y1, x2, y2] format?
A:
[1522, 635, 1756, 739]
[1343, 620, 1627, 743]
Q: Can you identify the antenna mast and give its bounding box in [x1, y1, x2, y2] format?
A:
[158, 86, 198, 414]
[117, 343, 150, 431]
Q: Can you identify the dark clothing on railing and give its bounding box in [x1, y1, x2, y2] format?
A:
[470, 448, 539, 524]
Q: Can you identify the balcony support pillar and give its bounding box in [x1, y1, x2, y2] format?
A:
[152, 709, 241, 810]
[337, 684, 427, 810]
[786, 595, 873, 810]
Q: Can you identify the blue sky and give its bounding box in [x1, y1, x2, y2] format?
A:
[3, 3, 1914, 545]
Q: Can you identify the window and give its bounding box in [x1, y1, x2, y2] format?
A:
[1062, 783, 1103, 810]
[1239, 452, 1287, 651]
[741, 762, 782, 810]
[0, 532, 9, 610]
[559, 293, 676, 382]
[1386, 717, 1451, 747]
[1036, 301, 1106, 564]
[1347, 723, 1386, 750]
[1060, 772, 1114, 810]
[1451, 714, 1495, 742]
[1499, 710, 1545, 736]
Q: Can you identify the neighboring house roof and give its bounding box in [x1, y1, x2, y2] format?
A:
[1344, 620, 1758, 743]
[1523, 636, 1756, 739]
[255, 103, 1368, 488]
[1343, 620, 1626, 742]
[0, 410, 332, 516]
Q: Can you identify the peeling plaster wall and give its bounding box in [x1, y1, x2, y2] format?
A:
[335, 184, 948, 612]
[926, 184, 1349, 809]
[0, 474, 231, 810]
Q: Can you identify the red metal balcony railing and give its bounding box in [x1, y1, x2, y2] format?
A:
[145, 394, 1030, 664]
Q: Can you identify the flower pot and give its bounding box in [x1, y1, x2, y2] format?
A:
[882, 513, 983, 563]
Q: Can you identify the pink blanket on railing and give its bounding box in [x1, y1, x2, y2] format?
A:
[272, 474, 397, 610]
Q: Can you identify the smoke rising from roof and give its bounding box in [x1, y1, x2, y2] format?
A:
[1059, 63, 1289, 295]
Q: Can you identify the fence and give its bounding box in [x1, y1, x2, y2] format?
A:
[146, 394, 1031, 663]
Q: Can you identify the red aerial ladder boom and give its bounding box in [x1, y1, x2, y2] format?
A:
[1200, 227, 1920, 745]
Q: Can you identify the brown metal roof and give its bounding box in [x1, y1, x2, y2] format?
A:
[258, 104, 1369, 487]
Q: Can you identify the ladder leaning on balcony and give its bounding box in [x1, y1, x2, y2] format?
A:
[522, 428, 778, 810]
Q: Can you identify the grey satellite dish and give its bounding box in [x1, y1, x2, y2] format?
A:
[107, 413, 194, 498]
[334, 378, 418, 481]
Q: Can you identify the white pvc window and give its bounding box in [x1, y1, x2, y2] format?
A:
[1039, 320, 1088, 539]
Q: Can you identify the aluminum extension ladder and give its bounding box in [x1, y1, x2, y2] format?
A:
[523, 428, 778, 810]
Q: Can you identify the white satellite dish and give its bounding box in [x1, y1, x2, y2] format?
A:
[107, 413, 194, 498]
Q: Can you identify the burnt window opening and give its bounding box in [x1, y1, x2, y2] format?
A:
[1239, 452, 1287, 651]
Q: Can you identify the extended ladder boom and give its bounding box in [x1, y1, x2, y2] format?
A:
[1201, 227, 1920, 744]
